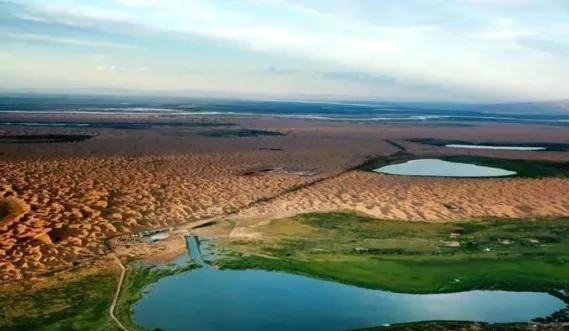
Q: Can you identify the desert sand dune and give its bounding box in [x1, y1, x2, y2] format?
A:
[233, 171, 569, 224]
[0, 114, 568, 281]
[0, 152, 322, 281]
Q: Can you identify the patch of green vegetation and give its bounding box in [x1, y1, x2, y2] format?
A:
[0, 121, 235, 130]
[0, 135, 94, 143]
[199, 128, 283, 138]
[115, 261, 198, 330]
[217, 212, 569, 297]
[0, 259, 198, 331]
[440, 155, 569, 178]
[0, 270, 120, 331]
[409, 138, 569, 152]
[355, 152, 412, 172]
[357, 321, 530, 331]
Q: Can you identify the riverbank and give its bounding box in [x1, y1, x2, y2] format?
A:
[218, 212, 569, 298]
[115, 259, 199, 330]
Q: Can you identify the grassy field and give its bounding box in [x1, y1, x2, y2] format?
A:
[408, 138, 569, 152]
[0, 135, 94, 143]
[357, 321, 546, 331]
[217, 212, 569, 297]
[441, 155, 569, 178]
[198, 128, 283, 137]
[0, 268, 121, 331]
[0, 259, 197, 331]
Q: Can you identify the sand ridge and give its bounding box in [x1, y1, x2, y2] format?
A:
[232, 171, 569, 224]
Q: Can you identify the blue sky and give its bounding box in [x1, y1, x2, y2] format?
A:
[1, 0, 568, 101]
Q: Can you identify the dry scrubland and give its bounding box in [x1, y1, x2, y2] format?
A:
[1, 114, 569, 282]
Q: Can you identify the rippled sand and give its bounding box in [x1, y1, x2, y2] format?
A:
[234, 171, 569, 222]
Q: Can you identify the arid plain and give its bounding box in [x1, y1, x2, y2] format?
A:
[1, 111, 569, 284]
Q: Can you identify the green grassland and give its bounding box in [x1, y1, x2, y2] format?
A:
[0, 260, 197, 331]
[408, 138, 569, 152]
[355, 321, 544, 331]
[198, 128, 284, 137]
[441, 155, 569, 178]
[217, 212, 569, 297]
[0, 269, 120, 331]
[0, 135, 94, 143]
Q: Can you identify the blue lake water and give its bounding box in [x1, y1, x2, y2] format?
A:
[132, 238, 565, 331]
[374, 159, 516, 177]
[133, 267, 564, 331]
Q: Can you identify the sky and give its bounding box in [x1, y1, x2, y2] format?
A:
[0, 0, 568, 102]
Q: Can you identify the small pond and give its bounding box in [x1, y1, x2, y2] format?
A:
[132, 237, 564, 331]
[446, 144, 546, 151]
[374, 159, 516, 177]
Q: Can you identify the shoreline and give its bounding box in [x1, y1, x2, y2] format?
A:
[3, 212, 569, 330]
[120, 214, 569, 330]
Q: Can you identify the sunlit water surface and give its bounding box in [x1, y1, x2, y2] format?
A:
[133, 237, 564, 331]
[446, 144, 546, 151]
[374, 159, 516, 177]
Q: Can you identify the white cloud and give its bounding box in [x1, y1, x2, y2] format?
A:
[4, 0, 569, 101]
[41, 3, 132, 22]
[96, 65, 118, 72]
[116, 0, 163, 6]
[465, 17, 536, 41]
[468, 28, 535, 41]
[95, 65, 150, 73]
[2, 32, 139, 49]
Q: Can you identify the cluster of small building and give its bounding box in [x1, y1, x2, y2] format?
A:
[131, 227, 173, 243]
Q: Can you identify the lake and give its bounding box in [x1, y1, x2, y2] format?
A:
[132, 237, 564, 331]
[133, 267, 564, 331]
[446, 144, 546, 151]
[374, 159, 516, 177]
